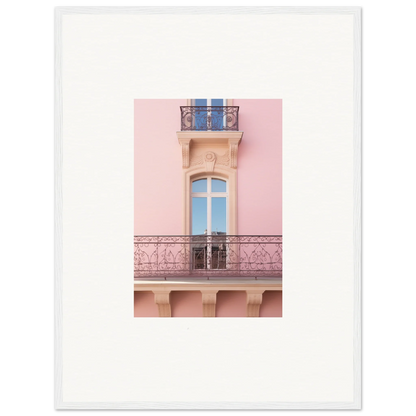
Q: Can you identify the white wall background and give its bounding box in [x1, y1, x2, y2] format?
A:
[55, 7, 361, 409]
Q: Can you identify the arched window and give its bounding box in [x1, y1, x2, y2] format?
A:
[182, 167, 237, 237]
[191, 177, 228, 270]
[191, 177, 227, 236]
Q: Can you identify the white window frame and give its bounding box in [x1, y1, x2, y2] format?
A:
[182, 166, 238, 237]
[191, 177, 229, 270]
[191, 177, 228, 236]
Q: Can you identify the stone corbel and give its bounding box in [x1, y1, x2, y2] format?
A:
[228, 137, 241, 169]
[246, 290, 265, 317]
[153, 290, 171, 317]
[201, 290, 218, 317]
[178, 138, 192, 168]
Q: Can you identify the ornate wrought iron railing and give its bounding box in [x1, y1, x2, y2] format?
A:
[180, 106, 239, 131]
[134, 235, 282, 279]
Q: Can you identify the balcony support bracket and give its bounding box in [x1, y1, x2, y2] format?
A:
[201, 290, 218, 317]
[178, 138, 191, 168]
[246, 290, 265, 317]
[153, 290, 171, 317]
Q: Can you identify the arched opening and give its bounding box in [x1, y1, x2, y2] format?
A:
[191, 177, 228, 270]
[183, 166, 237, 237]
[191, 177, 228, 236]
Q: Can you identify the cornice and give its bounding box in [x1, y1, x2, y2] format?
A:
[177, 131, 243, 169]
[177, 131, 243, 143]
[134, 279, 282, 292]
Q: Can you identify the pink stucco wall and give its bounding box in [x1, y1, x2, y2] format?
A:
[134, 99, 282, 235]
[260, 291, 283, 317]
[170, 291, 203, 317]
[134, 291, 159, 317]
[134, 99, 184, 235]
[216, 291, 247, 317]
[234, 99, 282, 235]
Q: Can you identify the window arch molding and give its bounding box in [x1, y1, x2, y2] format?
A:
[182, 165, 237, 236]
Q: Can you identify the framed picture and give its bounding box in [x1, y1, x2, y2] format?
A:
[133, 98, 283, 318]
[55, 7, 361, 409]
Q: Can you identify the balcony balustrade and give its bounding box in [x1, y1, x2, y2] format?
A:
[134, 235, 282, 279]
[180, 106, 239, 131]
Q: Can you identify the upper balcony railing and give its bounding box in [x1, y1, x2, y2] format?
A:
[134, 235, 282, 279]
[180, 106, 239, 131]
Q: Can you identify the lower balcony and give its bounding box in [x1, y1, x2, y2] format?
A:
[134, 235, 282, 280]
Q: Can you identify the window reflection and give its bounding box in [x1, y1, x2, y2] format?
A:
[212, 179, 226, 192]
[212, 197, 226, 234]
[192, 179, 207, 193]
[192, 197, 207, 235]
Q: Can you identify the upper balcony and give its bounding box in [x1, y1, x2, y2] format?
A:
[180, 106, 239, 131]
[134, 235, 282, 280]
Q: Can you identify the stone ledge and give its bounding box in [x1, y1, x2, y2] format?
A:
[134, 279, 282, 292]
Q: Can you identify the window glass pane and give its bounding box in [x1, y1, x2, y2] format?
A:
[195, 99, 207, 106]
[194, 99, 207, 131]
[211, 197, 226, 234]
[211, 99, 224, 130]
[192, 197, 207, 235]
[211, 99, 224, 106]
[192, 179, 207, 193]
[212, 179, 226, 192]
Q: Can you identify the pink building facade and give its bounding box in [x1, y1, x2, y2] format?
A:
[134, 99, 282, 317]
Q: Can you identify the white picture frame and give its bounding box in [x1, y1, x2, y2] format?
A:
[55, 7, 361, 409]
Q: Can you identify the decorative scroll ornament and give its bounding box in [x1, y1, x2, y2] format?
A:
[216, 151, 230, 167]
[204, 151, 216, 172]
[190, 150, 230, 169]
[190, 153, 204, 167]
